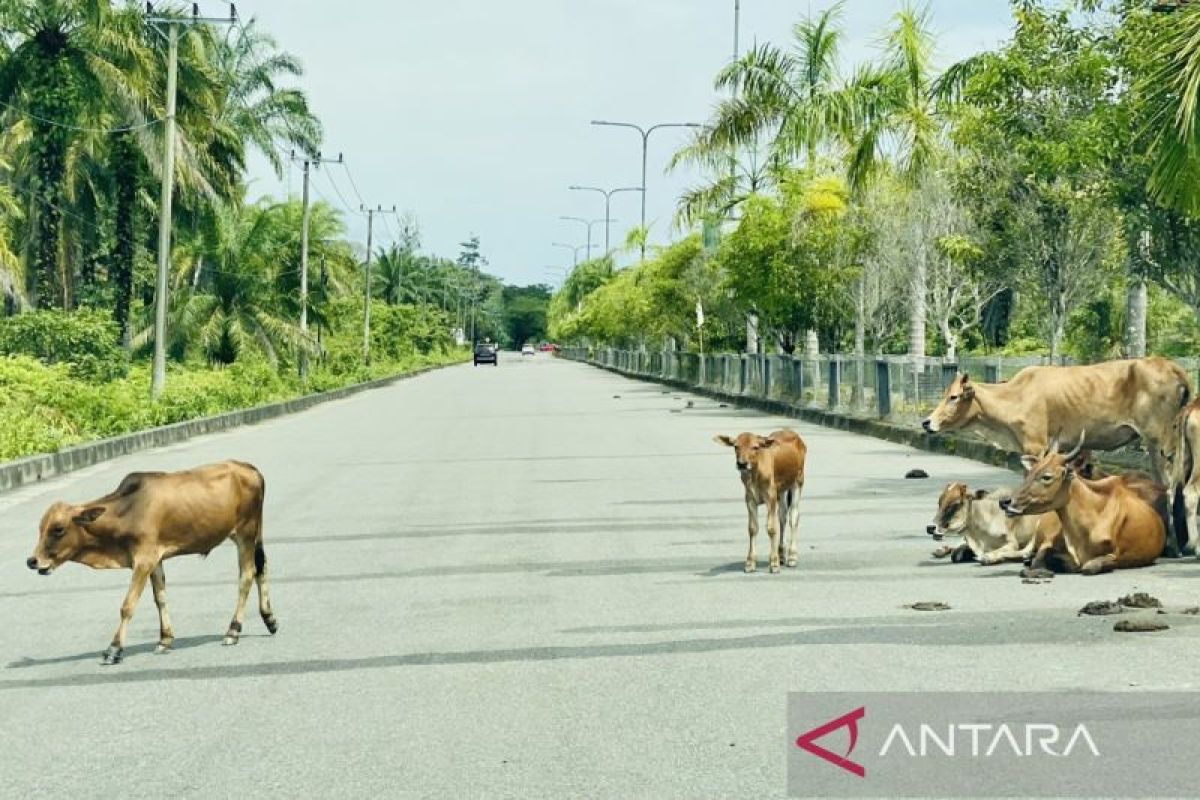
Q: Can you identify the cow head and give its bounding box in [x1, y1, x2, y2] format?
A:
[1001, 432, 1085, 518]
[26, 502, 105, 575]
[928, 482, 989, 539]
[922, 373, 978, 434]
[714, 432, 778, 474]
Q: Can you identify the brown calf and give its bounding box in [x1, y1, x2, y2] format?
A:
[1001, 435, 1167, 575]
[927, 483, 1061, 565]
[26, 461, 276, 665]
[714, 429, 807, 573]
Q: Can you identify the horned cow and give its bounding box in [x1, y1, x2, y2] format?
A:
[26, 461, 277, 665]
[1001, 435, 1168, 575]
[714, 429, 807, 574]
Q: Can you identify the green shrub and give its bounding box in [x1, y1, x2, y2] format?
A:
[0, 310, 128, 382]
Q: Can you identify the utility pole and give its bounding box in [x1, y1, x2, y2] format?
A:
[361, 204, 396, 364]
[293, 150, 343, 382]
[145, 1, 236, 400]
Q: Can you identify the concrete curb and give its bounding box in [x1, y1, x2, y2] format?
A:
[0, 360, 463, 494]
[580, 359, 1152, 477]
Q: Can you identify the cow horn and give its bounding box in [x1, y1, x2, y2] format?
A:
[1063, 430, 1086, 461]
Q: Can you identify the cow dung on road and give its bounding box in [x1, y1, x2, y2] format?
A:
[905, 469, 929, 479]
[1079, 600, 1124, 616]
[1114, 619, 1170, 633]
[1118, 592, 1162, 609]
[904, 601, 950, 611]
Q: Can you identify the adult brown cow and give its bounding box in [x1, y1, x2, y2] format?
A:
[25, 461, 277, 665]
[921, 358, 1189, 554]
[1163, 398, 1200, 555]
[1000, 435, 1168, 575]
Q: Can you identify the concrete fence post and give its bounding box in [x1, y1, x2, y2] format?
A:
[876, 360, 892, 418]
[941, 362, 958, 389]
[763, 356, 772, 399]
[828, 357, 841, 410]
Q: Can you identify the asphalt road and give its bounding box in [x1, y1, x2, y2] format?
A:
[2, 352, 1200, 799]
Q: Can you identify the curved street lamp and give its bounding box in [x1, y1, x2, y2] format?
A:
[569, 185, 643, 255]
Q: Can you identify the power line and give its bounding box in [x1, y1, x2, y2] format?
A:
[339, 161, 369, 208]
[0, 99, 166, 134]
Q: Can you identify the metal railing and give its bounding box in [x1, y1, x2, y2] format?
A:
[565, 348, 1200, 424]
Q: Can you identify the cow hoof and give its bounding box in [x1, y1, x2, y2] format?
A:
[264, 617, 279, 635]
[786, 558, 798, 568]
[222, 635, 239, 646]
[101, 647, 123, 666]
[744, 563, 756, 573]
[154, 644, 172, 655]
[769, 565, 780, 574]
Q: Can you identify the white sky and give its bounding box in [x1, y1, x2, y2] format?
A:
[243, 1, 1015, 286]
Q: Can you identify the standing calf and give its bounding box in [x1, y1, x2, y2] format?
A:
[25, 461, 277, 665]
[1163, 398, 1200, 556]
[714, 429, 807, 573]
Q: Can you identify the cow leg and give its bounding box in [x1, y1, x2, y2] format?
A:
[785, 484, 803, 567]
[1079, 553, 1117, 575]
[1184, 484, 1200, 559]
[253, 541, 278, 635]
[776, 494, 788, 565]
[225, 537, 256, 646]
[744, 494, 758, 573]
[149, 563, 174, 654]
[765, 494, 782, 574]
[103, 564, 152, 665]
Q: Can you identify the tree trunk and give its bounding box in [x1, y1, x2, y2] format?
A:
[909, 251, 927, 360]
[1125, 277, 1147, 358]
[853, 283, 866, 407]
[112, 133, 139, 349]
[745, 313, 759, 354]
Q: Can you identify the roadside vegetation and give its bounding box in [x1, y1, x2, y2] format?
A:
[550, 1, 1200, 364]
[0, 3, 550, 462]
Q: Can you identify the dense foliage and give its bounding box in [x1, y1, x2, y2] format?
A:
[552, 1, 1200, 363]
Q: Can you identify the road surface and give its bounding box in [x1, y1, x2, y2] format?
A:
[2, 353, 1198, 799]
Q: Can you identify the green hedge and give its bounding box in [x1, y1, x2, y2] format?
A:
[0, 349, 466, 462]
[0, 309, 128, 381]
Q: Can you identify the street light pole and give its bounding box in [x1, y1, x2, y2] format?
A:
[558, 216, 605, 261]
[569, 185, 642, 254]
[590, 120, 701, 260]
[552, 242, 587, 267]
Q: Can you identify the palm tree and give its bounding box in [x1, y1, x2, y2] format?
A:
[0, 0, 152, 309]
[1142, 2, 1200, 214]
[140, 200, 305, 365]
[671, 3, 847, 224]
[842, 4, 942, 360]
[210, 17, 321, 175]
[373, 244, 427, 306]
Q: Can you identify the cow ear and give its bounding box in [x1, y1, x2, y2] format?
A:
[960, 373, 970, 385]
[72, 506, 105, 527]
[757, 437, 777, 449]
[973, 489, 989, 500]
[713, 435, 735, 447]
[1020, 455, 1039, 473]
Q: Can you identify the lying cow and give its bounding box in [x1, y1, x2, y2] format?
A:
[714, 429, 807, 573]
[1001, 434, 1168, 574]
[927, 483, 1061, 565]
[26, 461, 277, 665]
[1163, 398, 1200, 556]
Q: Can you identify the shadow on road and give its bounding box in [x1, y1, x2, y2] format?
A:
[6, 634, 226, 669]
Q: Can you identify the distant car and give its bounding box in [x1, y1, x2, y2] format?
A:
[521, 344, 535, 357]
[539, 343, 558, 353]
[473, 343, 498, 366]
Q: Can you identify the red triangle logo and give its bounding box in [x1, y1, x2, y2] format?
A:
[795, 706, 866, 778]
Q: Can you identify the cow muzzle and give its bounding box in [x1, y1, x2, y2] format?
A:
[998, 497, 1023, 518]
[925, 525, 944, 541]
[736, 462, 749, 472]
[921, 418, 935, 433]
[26, 557, 51, 575]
